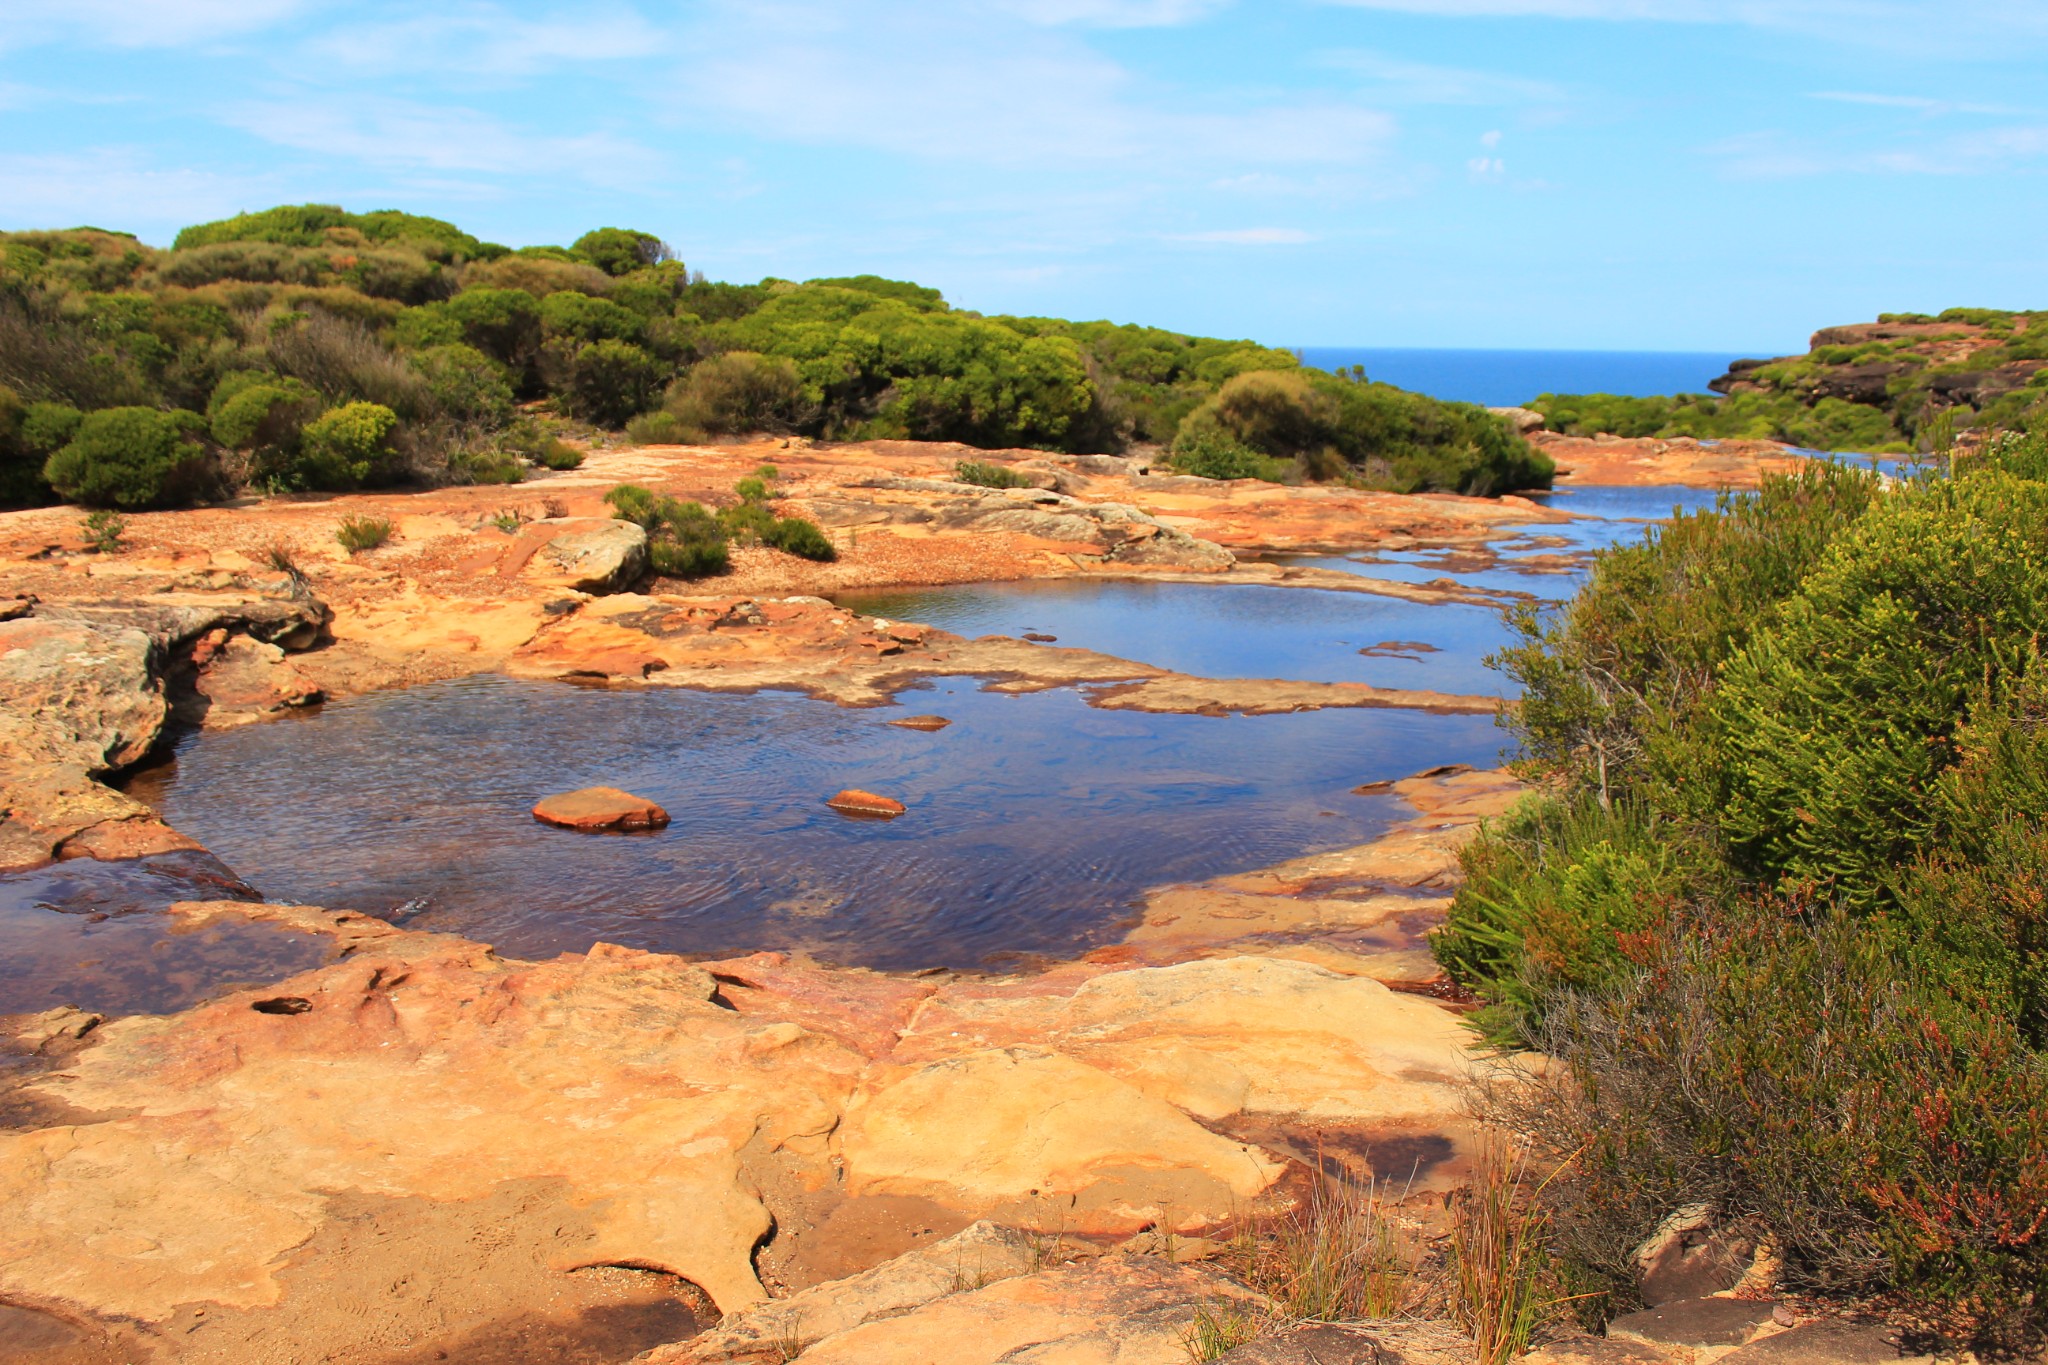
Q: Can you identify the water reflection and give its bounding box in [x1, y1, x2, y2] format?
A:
[128, 677, 1503, 970]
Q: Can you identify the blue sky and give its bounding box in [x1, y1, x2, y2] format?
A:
[2, 0, 2044, 351]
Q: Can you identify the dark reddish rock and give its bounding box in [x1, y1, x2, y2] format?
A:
[825, 789, 907, 819]
[532, 787, 670, 832]
[1716, 1321, 1926, 1363]
[1633, 1204, 1758, 1306]
[1608, 1298, 1778, 1352]
[1022, 632, 1058, 642]
[1525, 1335, 1678, 1364]
[888, 715, 951, 732]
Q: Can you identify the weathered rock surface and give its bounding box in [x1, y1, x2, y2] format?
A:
[1214, 1321, 1477, 1364]
[1525, 1335, 1680, 1364]
[517, 516, 649, 593]
[1608, 1298, 1780, 1353]
[1715, 1320, 1930, 1363]
[890, 714, 952, 731]
[656, 1221, 1036, 1362]
[825, 789, 908, 818]
[532, 785, 672, 831]
[173, 627, 323, 727]
[0, 617, 163, 774]
[779, 1258, 1258, 1365]
[1634, 1204, 1758, 1306]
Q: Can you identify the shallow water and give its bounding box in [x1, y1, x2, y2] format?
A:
[126, 675, 1503, 970]
[1275, 483, 1725, 600]
[840, 580, 1519, 697]
[0, 853, 330, 1017]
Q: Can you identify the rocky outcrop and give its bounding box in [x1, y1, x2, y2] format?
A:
[0, 617, 163, 774]
[532, 786, 672, 831]
[515, 517, 650, 593]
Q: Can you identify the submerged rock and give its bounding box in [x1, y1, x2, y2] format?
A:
[889, 714, 952, 731]
[826, 788, 907, 818]
[533, 786, 671, 831]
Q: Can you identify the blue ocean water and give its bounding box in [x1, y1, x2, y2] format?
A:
[1296, 347, 1757, 407]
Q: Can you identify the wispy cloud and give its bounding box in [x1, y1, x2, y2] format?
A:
[303, 6, 664, 79]
[0, 0, 310, 49]
[1170, 227, 1316, 244]
[672, 1, 1395, 172]
[1707, 123, 2048, 177]
[221, 98, 668, 190]
[992, 0, 1233, 24]
[1320, 49, 1566, 104]
[1809, 90, 2036, 117]
[0, 149, 276, 236]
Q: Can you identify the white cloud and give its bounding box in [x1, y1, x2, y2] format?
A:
[304, 6, 664, 78]
[1467, 155, 1506, 179]
[1310, 0, 2048, 51]
[991, 0, 1232, 24]
[1480, 128, 1503, 148]
[0, 0, 310, 49]
[1809, 91, 2036, 117]
[0, 150, 276, 238]
[1170, 227, 1315, 243]
[221, 98, 668, 190]
[1320, 49, 1566, 104]
[1707, 124, 2048, 177]
[672, 2, 1395, 172]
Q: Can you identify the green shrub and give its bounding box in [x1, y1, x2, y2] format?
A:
[1167, 430, 1287, 481]
[663, 351, 807, 437]
[571, 228, 674, 277]
[21, 401, 83, 455]
[535, 440, 583, 470]
[734, 475, 770, 503]
[763, 514, 836, 561]
[335, 514, 393, 552]
[1178, 368, 1551, 494]
[626, 410, 686, 444]
[408, 343, 514, 426]
[1, 391, 76, 507]
[560, 339, 661, 428]
[43, 406, 210, 507]
[953, 459, 1034, 488]
[80, 509, 125, 552]
[539, 290, 642, 346]
[452, 449, 526, 485]
[297, 400, 398, 489]
[606, 482, 729, 578]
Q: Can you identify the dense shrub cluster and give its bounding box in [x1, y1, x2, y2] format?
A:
[605, 470, 834, 580]
[1530, 390, 1904, 453]
[1436, 437, 2048, 1349]
[0, 203, 1551, 509]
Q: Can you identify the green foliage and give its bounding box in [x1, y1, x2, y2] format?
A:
[43, 405, 209, 507]
[606, 483, 730, 578]
[1530, 390, 1905, 453]
[1179, 368, 1552, 494]
[1167, 429, 1288, 482]
[21, 400, 84, 455]
[559, 339, 660, 427]
[0, 387, 66, 508]
[662, 351, 807, 437]
[761, 513, 836, 561]
[174, 205, 485, 263]
[952, 459, 1034, 488]
[1445, 433, 2048, 1347]
[335, 514, 393, 552]
[734, 475, 770, 503]
[498, 417, 581, 469]
[571, 228, 675, 277]
[80, 509, 125, 552]
[407, 343, 514, 427]
[298, 401, 398, 489]
[625, 410, 688, 445]
[539, 290, 642, 345]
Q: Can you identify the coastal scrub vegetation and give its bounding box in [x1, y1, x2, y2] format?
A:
[1436, 434, 2048, 1352]
[605, 471, 835, 579]
[0, 203, 1549, 511]
[1530, 307, 2048, 452]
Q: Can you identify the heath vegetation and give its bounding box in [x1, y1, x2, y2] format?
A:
[0, 203, 1550, 511]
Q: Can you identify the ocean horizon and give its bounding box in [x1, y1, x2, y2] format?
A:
[1295, 347, 1762, 408]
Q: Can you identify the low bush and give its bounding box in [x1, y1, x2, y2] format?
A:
[557, 339, 661, 428]
[1167, 430, 1288, 482]
[606, 482, 729, 578]
[662, 351, 807, 437]
[80, 509, 125, 552]
[297, 400, 398, 490]
[762, 514, 836, 561]
[953, 459, 1034, 488]
[43, 405, 210, 507]
[1441, 433, 2048, 1350]
[625, 410, 687, 445]
[335, 514, 393, 552]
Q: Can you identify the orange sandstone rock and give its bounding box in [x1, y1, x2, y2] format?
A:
[826, 789, 908, 818]
[532, 786, 670, 832]
[888, 715, 951, 731]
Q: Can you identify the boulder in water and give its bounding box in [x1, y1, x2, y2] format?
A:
[826, 789, 907, 818]
[532, 786, 670, 832]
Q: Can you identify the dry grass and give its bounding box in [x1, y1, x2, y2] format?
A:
[1181, 1298, 1264, 1362]
[1449, 1133, 1572, 1364]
